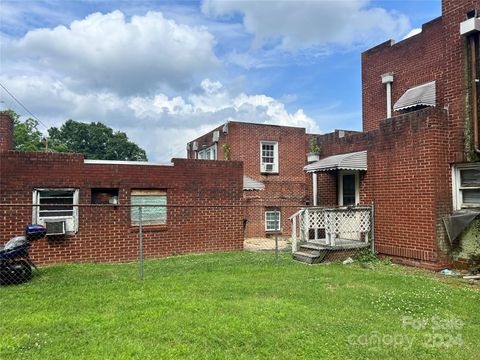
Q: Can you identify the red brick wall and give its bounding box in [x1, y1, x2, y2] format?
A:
[315, 108, 450, 264]
[362, 17, 445, 132]
[0, 150, 244, 264]
[0, 112, 13, 152]
[188, 121, 309, 237]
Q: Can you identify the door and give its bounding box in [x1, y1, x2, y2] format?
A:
[342, 174, 356, 206]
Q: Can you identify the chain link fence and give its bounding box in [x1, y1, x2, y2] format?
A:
[0, 203, 375, 285]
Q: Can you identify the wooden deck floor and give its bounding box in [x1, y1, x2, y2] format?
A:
[304, 238, 369, 250]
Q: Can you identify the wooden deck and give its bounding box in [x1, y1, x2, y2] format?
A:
[303, 238, 369, 250]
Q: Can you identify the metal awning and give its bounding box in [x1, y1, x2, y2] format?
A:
[393, 81, 436, 111]
[304, 151, 367, 173]
[243, 176, 265, 190]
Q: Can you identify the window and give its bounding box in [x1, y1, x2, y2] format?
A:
[265, 209, 281, 232]
[32, 188, 79, 233]
[453, 165, 480, 210]
[131, 190, 167, 226]
[198, 144, 217, 160]
[260, 141, 279, 173]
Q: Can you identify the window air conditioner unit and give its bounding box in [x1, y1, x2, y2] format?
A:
[263, 163, 274, 173]
[192, 141, 198, 151]
[45, 220, 66, 236]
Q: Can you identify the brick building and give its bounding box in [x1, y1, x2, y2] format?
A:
[187, 121, 313, 238]
[305, 0, 480, 268]
[188, 0, 480, 268]
[0, 112, 245, 264]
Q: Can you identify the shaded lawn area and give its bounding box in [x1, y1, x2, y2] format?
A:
[0, 252, 479, 359]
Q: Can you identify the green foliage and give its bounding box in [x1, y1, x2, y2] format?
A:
[48, 120, 147, 161]
[355, 248, 379, 263]
[221, 143, 231, 160]
[0, 252, 478, 359]
[308, 137, 320, 154]
[7, 110, 147, 160]
[9, 110, 43, 152]
[467, 253, 480, 274]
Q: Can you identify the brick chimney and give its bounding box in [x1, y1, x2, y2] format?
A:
[0, 112, 14, 152]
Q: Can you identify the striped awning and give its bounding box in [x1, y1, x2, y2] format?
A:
[243, 176, 265, 190]
[393, 81, 436, 111]
[304, 151, 367, 173]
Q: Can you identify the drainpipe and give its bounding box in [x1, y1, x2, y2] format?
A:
[312, 172, 318, 207]
[470, 34, 480, 153]
[381, 73, 394, 119]
[460, 15, 480, 153]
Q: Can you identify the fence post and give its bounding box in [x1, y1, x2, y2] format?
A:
[275, 207, 279, 266]
[139, 206, 144, 280]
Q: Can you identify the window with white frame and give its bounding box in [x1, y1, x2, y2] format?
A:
[453, 165, 480, 210]
[131, 190, 167, 226]
[32, 188, 79, 233]
[265, 209, 281, 232]
[260, 141, 278, 173]
[198, 144, 217, 160]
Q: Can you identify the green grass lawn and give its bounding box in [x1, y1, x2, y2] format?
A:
[1, 252, 479, 359]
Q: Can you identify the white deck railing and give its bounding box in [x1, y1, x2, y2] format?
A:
[289, 206, 372, 253]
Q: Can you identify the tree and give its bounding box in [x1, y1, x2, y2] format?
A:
[7, 110, 43, 151]
[48, 120, 147, 161]
[7, 110, 147, 161]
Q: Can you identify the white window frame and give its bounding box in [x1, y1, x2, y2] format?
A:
[265, 209, 281, 232]
[131, 190, 167, 226]
[338, 170, 360, 206]
[198, 144, 217, 160]
[452, 164, 480, 210]
[260, 141, 279, 173]
[32, 188, 79, 234]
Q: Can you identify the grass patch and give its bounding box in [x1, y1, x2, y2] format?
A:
[1, 252, 479, 359]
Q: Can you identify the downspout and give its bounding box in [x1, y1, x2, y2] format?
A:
[470, 34, 480, 153]
[381, 73, 394, 118]
[460, 14, 480, 153]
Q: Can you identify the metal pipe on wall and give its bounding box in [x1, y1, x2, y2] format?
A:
[471, 33, 480, 153]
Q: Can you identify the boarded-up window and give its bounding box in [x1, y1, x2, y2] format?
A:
[131, 190, 167, 226]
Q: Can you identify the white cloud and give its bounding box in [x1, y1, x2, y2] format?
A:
[202, 0, 411, 50]
[5, 10, 219, 95]
[1, 75, 317, 161]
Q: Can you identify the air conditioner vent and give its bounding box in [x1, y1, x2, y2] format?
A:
[262, 163, 275, 173]
[45, 221, 66, 236]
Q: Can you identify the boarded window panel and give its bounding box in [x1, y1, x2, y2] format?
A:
[131, 190, 166, 196]
[131, 191, 167, 226]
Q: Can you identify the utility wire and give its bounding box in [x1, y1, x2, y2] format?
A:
[0, 82, 49, 130]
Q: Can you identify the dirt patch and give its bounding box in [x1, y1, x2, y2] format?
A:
[244, 237, 291, 252]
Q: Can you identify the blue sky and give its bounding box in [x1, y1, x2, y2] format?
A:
[0, 0, 441, 161]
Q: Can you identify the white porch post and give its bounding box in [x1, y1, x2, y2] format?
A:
[312, 172, 318, 207]
[292, 216, 297, 253]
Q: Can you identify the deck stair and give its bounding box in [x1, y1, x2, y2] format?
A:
[292, 243, 327, 264]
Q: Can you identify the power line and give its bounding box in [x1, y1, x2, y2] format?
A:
[0, 82, 49, 130]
